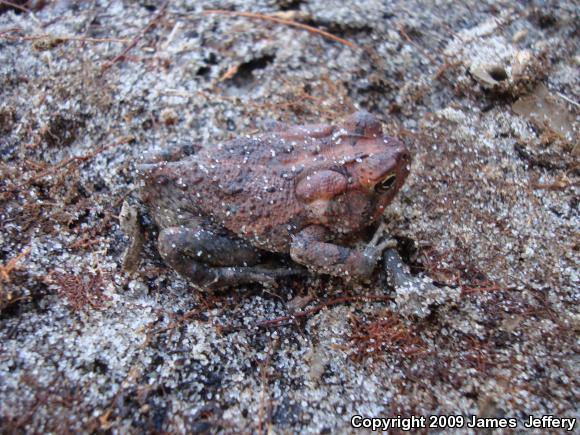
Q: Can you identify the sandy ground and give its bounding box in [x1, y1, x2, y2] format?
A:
[0, 0, 578, 433]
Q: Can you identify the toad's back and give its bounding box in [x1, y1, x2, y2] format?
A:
[141, 132, 330, 252]
[139, 113, 406, 253]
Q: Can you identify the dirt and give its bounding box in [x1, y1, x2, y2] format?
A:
[0, 0, 578, 433]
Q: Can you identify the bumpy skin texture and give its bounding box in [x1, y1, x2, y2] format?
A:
[134, 111, 411, 288]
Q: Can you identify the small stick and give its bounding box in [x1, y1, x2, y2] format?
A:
[101, 0, 169, 72]
[556, 92, 580, 109]
[8, 136, 134, 193]
[0, 0, 42, 26]
[0, 247, 31, 282]
[397, 24, 437, 64]
[203, 9, 358, 49]
[0, 32, 130, 44]
[219, 294, 393, 332]
[0, 0, 30, 13]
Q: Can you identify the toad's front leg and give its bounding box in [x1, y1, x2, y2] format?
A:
[289, 224, 396, 280]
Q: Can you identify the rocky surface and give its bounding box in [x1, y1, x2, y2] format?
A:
[0, 0, 578, 433]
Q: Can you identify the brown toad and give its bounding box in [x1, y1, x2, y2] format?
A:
[121, 111, 411, 289]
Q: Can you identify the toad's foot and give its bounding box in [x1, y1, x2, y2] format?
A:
[382, 248, 460, 318]
[158, 226, 306, 290]
[382, 247, 413, 288]
[363, 221, 398, 262]
[162, 261, 305, 290]
[199, 264, 306, 290]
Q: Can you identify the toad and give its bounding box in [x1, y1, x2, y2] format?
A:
[121, 111, 411, 289]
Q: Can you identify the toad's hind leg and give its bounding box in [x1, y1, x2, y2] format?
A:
[158, 226, 304, 289]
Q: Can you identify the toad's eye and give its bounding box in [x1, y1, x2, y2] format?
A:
[375, 173, 396, 193]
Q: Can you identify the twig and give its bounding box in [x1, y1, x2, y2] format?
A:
[555, 92, 580, 109]
[219, 294, 393, 332]
[27, 136, 134, 186]
[0, 0, 41, 24]
[257, 339, 276, 435]
[101, 0, 169, 72]
[203, 9, 358, 49]
[397, 24, 437, 64]
[461, 283, 504, 295]
[0, 31, 129, 44]
[0, 247, 31, 283]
